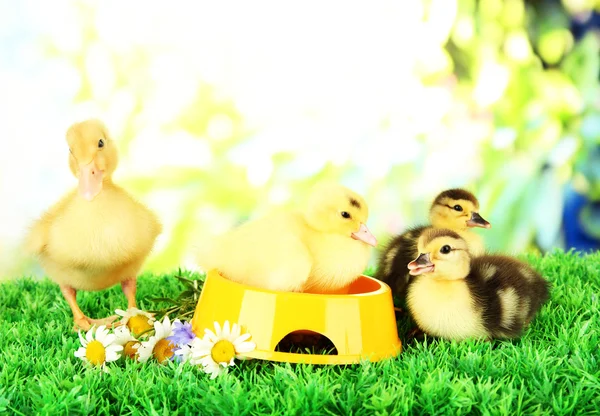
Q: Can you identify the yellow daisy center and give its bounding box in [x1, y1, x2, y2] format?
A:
[85, 340, 106, 366]
[127, 315, 153, 336]
[211, 340, 236, 364]
[153, 339, 176, 363]
[123, 341, 139, 359]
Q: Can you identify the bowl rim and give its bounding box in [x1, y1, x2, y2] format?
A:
[205, 269, 390, 298]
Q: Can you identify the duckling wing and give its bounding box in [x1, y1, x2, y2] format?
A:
[375, 225, 428, 298]
[301, 232, 371, 293]
[469, 256, 550, 339]
[25, 191, 76, 256]
[199, 212, 313, 292]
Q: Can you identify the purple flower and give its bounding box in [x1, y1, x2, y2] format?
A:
[167, 320, 196, 347]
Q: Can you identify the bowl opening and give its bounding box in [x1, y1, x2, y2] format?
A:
[345, 275, 383, 294]
[275, 330, 338, 356]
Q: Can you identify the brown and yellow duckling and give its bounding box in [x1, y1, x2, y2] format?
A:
[405, 228, 550, 341]
[26, 119, 162, 331]
[376, 188, 491, 304]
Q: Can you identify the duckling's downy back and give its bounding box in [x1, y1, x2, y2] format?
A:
[468, 255, 550, 339]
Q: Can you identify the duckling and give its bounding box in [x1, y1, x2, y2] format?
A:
[25, 119, 162, 331]
[404, 228, 550, 341]
[197, 182, 377, 293]
[375, 188, 490, 302]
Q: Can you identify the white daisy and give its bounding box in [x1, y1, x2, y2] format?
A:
[74, 325, 123, 371]
[113, 325, 140, 360]
[173, 344, 193, 363]
[190, 321, 256, 379]
[115, 307, 155, 337]
[137, 316, 177, 363]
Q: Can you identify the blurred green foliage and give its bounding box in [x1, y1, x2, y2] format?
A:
[43, 0, 599, 272]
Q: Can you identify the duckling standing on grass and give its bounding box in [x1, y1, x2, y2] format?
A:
[405, 228, 550, 341]
[376, 188, 491, 303]
[197, 182, 377, 293]
[26, 120, 162, 331]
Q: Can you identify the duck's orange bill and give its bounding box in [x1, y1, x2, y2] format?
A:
[78, 160, 103, 201]
[352, 223, 377, 247]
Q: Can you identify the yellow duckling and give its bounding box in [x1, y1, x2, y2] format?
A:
[376, 188, 490, 301]
[198, 182, 377, 293]
[405, 228, 550, 341]
[26, 119, 162, 330]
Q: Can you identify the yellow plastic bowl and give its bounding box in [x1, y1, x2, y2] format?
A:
[191, 269, 402, 364]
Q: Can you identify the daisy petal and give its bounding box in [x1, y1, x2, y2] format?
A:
[194, 339, 214, 351]
[74, 347, 87, 359]
[103, 334, 116, 347]
[233, 333, 251, 345]
[95, 325, 108, 341]
[234, 341, 256, 354]
[203, 362, 223, 379]
[231, 323, 241, 339]
[192, 349, 211, 360]
[85, 328, 94, 343]
[203, 329, 217, 343]
[199, 356, 214, 367]
[235, 354, 253, 360]
[78, 330, 88, 347]
[107, 344, 124, 353]
[105, 350, 120, 363]
[213, 321, 221, 336]
[154, 320, 163, 336]
[222, 321, 231, 338]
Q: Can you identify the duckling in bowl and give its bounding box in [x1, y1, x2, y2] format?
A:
[405, 228, 550, 341]
[26, 119, 162, 330]
[197, 182, 378, 294]
[376, 188, 491, 303]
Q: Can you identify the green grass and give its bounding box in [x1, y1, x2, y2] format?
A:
[1, 251, 599, 415]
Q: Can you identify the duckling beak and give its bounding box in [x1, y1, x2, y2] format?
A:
[78, 160, 104, 201]
[466, 212, 491, 229]
[351, 223, 378, 247]
[408, 253, 435, 276]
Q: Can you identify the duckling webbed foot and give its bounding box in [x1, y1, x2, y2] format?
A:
[88, 315, 119, 326]
[61, 285, 118, 331]
[72, 315, 119, 332]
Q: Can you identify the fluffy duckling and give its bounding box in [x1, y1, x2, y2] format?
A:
[198, 182, 377, 293]
[376, 188, 490, 301]
[405, 229, 550, 341]
[26, 119, 162, 330]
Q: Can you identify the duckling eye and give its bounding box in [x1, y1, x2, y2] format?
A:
[98, 139, 105, 148]
[440, 245, 452, 254]
[341, 211, 351, 219]
[453, 205, 463, 212]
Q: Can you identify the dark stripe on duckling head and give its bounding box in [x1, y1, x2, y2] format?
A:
[349, 197, 361, 209]
[421, 228, 463, 247]
[433, 188, 479, 207]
